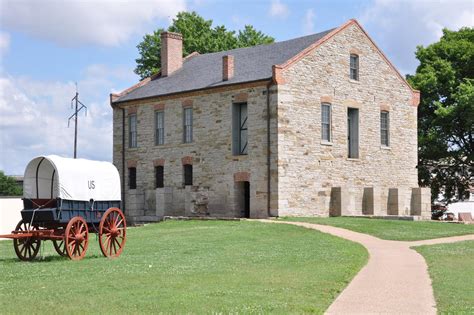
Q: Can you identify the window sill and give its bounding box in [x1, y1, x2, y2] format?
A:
[346, 157, 360, 161]
[231, 154, 249, 160]
[321, 141, 333, 146]
[349, 79, 360, 84]
[381, 146, 391, 150]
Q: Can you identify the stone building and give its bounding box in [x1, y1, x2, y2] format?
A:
[110, 19, 430, 223]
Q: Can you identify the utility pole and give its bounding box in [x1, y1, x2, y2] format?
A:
[68, 83, 87, 158]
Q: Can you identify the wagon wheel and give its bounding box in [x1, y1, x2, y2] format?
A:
[99, 208, 126, 258]
[53, 238, 67, 257]
[65, 216, 89, 260]
[13, 220, 41, 261]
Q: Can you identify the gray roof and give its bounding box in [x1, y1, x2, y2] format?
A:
[114, 28, 334, 103]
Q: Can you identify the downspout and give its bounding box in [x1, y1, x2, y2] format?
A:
[266, 81, 272, 217]
[121, 107, 126, 214]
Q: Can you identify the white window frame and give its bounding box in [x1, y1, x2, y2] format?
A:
[129, 114, 137, 148]
[321, 103, 331, 142]
[183, 108, 193, 143]
[381, 111, 390, 147]
[155, 111, 164, 145]
[350, 54, 359, 81]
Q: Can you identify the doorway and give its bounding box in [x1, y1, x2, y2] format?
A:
[235, 181, 250, 218]
[243, 181, 250, 218]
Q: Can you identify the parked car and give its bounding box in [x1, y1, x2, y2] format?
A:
[431, 204, 447, 220]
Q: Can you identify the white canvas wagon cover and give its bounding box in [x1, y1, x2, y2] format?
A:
[23, 155, 121, 202]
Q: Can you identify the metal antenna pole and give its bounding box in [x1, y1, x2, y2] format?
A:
[68, 83, 87, 159]
[74, 89, 78, 158]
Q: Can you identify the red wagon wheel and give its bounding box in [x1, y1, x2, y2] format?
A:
[65, 216, 89, 260]
[53, 238, 67, 257]
[99, 208, 126, 258]
[13, 220, 41, 261]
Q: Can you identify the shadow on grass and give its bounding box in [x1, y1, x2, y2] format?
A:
[0, 253, 104, 263]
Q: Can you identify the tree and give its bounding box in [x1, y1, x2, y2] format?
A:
[135, 11, 274, 79]
[0, 171, 22, 196]
[407, 27, 474, 203]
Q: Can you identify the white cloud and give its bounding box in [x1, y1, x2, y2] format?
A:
[303, 9, 315, 35]
[0, 0, 186, 47]
[270, 0, 289, 18]
[359, 0, 474, 75]
[0, 65, 134, 174]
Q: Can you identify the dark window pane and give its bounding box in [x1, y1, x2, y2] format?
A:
[155, 111, 164, 145]
[129, 114, 137, 148]
[350, 54, 359, 81]
[239, 103, 248, 155]
[321, 104, 331, 141]
[155, 166, 164, 188]
[183, 108, 193, 143]
[381, 111, 389, 146]
[184, 164, 193, 186]
[129, 167, 136, 189]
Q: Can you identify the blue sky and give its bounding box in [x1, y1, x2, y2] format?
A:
[0, 0, 473, 174]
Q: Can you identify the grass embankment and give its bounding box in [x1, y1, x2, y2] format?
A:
[0, 220, 367, 314]
[282, 217, 474, 241]
[415, 241, 474, 314]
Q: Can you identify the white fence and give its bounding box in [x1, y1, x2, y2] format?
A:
[0, 198, 23, 238]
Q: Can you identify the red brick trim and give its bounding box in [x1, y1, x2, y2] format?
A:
[184, 51, 200, 61]
[234, 92, 248, 103]
[154, 103, 165, 111]
[153, 159, 165, 166]
[411, 91, 420, 107]
[127, 107, 137, 115]
[182, 99, 193, 108]
[380, 103, 391, 111]
[350, 48, 362, 55]
[127, 160, 137, 168]
[320, 95, 333, 103]
[272, 65, 285, 84]
[181, 156, 193, 165]
[234, 172, 250, 182]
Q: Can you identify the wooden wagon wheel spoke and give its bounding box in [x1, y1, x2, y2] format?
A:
[13, 220, 41, 261]
[53, 238, 67, 257]
[99, 208, 126, 258]
[65, 216, 89, 261]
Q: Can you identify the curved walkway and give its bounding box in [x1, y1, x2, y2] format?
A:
[258, 219, 474, 315]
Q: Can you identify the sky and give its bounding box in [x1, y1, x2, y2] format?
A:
[0, 0, 473, 175]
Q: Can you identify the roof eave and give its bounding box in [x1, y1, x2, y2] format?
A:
[111, 78, 272, 107]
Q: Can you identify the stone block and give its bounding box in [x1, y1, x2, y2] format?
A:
[362, 187, 383, 215]
[330, 187, 348, 217]
[156, 187, 173, 217]
[411, 187, 431, 218]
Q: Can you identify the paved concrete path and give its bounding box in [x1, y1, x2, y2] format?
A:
[258, 219, 474, 315]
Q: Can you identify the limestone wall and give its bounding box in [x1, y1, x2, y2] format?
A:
[113, 84, 278, 219]
[276, 23, 419, 216]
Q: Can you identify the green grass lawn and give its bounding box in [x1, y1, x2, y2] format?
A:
[415, 241, 474, 314]
[281, 217, 474, 241]
[0, 220, 367, 314]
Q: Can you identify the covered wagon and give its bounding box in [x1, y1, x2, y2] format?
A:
[0, 155, 126, 261]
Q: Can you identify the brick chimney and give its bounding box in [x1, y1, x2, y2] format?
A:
[161, 32, 183, 77]
[222, 55, 234, 81]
